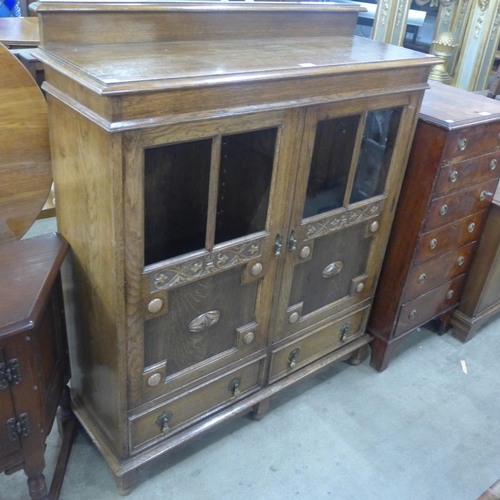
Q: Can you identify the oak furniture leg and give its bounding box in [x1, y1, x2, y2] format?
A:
[250, 399, 270, 421]
[115, 469, 139, 496]
[348, 344, 369, 366]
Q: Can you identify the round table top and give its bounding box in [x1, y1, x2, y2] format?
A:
[0, 42, 52, 242]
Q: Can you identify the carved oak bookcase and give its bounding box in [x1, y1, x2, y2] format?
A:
[34, 1, 435, 493]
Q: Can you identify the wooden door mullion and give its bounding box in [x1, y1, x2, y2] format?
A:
[343, 111, 367, 207]
[205, 135, 222, 253]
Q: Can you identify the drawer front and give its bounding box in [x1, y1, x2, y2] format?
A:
[269, 308, 368, 383]
[442, 123, 500, 162]
[130, 358, 262, 453]
[394, 275, 466, 337]
[414, 210, 487, 265]
[404, 242, 476, 302]
[423, 178, 498, 232]
[434, 151, 500, 197]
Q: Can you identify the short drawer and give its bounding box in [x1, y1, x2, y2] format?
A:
[414, 210, 487, 265]
[404, 241, 476, 302]
[434, 151, 500, 197]
[442, 123, 500, 162]
[269, 307, 368, 383]
[394, 275, 466, 338]
[423, 178, 498, 232]
[129, 357, 263, 453]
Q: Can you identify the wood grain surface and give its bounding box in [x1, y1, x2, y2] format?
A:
[0, 42, 51, 242]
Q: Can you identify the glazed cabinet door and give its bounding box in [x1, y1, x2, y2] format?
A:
[125, 110, 304, 408]
[270, 96, 412, 358]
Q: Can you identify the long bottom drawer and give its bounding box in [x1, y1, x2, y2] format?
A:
[129, 357, 263, 453]
[269, 307, 369, 383]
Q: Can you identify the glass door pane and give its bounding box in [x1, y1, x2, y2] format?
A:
[350, 108, 402, 204]
[144, 139, 212, 265]
[303, 115, 360, 218]
[215, 128, 277, 244]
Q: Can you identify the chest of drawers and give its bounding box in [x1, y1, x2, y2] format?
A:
[368, 82, 500, 371]
[451, 185, 500, 342]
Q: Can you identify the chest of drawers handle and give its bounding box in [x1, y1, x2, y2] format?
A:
[446, 290, 454, 300]
[468, 223, 476, 233]
[490, 159, 498, 171]
[439, 204, 448, 216]
[479, 190, 492, 202]
[457, 256, 465, 266]
[418, 273, 426, 283]
[458, 138, 467, 151]
[449, 171, 458, 183]
[429, 238, 438, 250]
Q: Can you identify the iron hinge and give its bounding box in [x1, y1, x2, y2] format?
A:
[0, 359, 22, 391]
[6, 413, 30, 441]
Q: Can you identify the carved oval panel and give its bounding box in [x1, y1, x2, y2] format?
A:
[188, 310, 221, 333]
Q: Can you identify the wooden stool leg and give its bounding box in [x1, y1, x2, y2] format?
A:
[49, 386, 79, 500]
[250, 399, 270, 421]
[27, 473, 48, 500]
[115, 469, 138, 496]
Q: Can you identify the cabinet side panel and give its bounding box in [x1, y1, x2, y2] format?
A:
[368, 119, 447, 339]
[47, 95, 128, 458]
[458, 204, 500, 315]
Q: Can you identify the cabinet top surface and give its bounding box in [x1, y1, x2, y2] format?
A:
[36, 36, 435, 94]
[0, 233, 68, 339]
[420, 81, 500, 130]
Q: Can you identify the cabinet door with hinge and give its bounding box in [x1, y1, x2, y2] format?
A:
[272, 95, 415, 346]
[124, 110, 304, 407]
[0, 348, 22, 459]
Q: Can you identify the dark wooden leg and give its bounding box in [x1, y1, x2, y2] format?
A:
[27, 473, 49, 500]
[347, 344, 369, 366]
[49, 386, 79, 500]
[428, 312, 453, 336]
[250, 399, 270, 421]
[115, 469, 138, 496]
[369, 336, 403, 372]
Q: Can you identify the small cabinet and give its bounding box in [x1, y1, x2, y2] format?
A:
[452, 186, 500, 342]
[35, 1, 436, 493]
[368, 82, 500, 372]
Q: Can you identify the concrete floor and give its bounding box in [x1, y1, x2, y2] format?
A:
[3, 219, 500, 500]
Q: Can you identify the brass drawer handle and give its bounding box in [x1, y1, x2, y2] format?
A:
[188, 310, 220, 333]
[468, 222, 476, 233]
[228, 377, 241, 398]
[323, 261, 344, 278]
[489, 159, 497, 170]
[457, 256, 465, 266]
[439, 204, 448, 216]
[449, 171, 458, 183]
[156, 411, 172, 435]
[479, 191, 492, 202]
[429, 238, 438, 250]
[340, 322, 351, 342]
[288, 347, 301, 369]
[458, 138, 467, 151]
